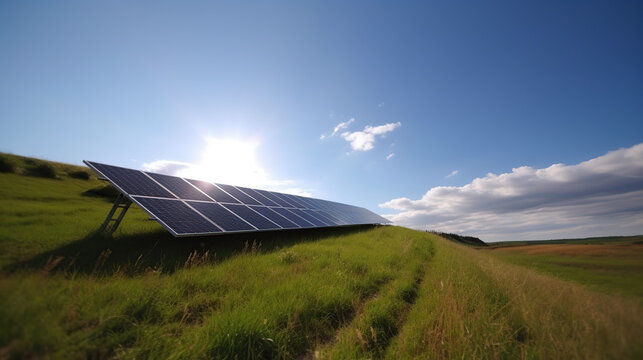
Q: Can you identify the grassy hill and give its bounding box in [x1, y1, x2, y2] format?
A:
[1, 153, 642, 359]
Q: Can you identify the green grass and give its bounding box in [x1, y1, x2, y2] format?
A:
[1, 154, 642, 359]
[387, 239, 643, 360]
[488, 235, 643, 247]
[487, 247, 643, 300]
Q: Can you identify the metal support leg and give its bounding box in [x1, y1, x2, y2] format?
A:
[100, 193, 132, 234]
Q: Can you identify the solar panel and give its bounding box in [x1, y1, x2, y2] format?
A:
[84, 160, 390, 237]
[223, 204, 281, 230]
[146, 172, 212, 201]
[270, 207, 315, 228]
[90, 162, 174, 198]
[133, 197, 221, 235]
[248, 206, 299, 229]
[255, 189, 292, 207]
[215, 184, 262, 205]
[188, 201, 255, 232]
[237, 187, 280, 207]
[278, 193, 307, 209]
[185, 179, 240, 204]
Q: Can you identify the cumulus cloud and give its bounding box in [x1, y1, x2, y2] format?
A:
[380, 143, 643, 241]
[341, 122, 401, 152]
[386, 153, 395, 160]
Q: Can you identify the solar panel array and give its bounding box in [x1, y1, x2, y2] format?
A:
[84, 161, 390, 237]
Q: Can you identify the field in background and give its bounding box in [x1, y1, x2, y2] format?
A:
[1, 153, 642, 359]
[487, 235, 643, 247]
[486, 242, 643, 300]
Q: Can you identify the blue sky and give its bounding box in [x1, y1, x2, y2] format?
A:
[2, 1, 642, 241]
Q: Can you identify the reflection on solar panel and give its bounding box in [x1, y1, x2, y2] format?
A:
[85, 161, 391, 237]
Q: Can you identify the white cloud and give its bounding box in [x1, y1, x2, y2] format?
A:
[320, 118, 355, 140]
[332, 118, 355, 136]
[386, 153, 395, 160]
[380, 143, 643, 241]
[446, 170, 459, 178]
[142, 137, 313, 195]
[341, 122, 401, 152]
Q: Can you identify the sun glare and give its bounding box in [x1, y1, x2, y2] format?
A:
[177, 137, 271, 188]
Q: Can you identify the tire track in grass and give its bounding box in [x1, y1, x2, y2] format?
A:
[175, 228, 427, 359]
[386, 236, 643, 359]
[311, 236, 435, 359]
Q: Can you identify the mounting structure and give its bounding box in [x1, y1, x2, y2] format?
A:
[99, 193, 132, 233]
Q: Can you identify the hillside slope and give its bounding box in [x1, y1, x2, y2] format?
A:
[1, 155, 642, 359]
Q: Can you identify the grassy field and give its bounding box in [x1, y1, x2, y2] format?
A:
[488, 235, 643, 247]
[1, 153, 642, 359]
[485, 241, 643, 300]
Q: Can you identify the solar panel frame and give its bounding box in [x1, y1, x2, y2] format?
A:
[84, 160, 390, 237]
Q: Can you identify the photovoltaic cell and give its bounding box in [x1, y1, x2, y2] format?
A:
[249, 206, 299, 229]
[307, 210, 337, 225]
[292, 209, 331, 226]
[216, 184, 262, 205]
[279, 193, 307, 209]
[321, 210, 348, 225]
[188, 201, 255, 231]
[256, 190, 292, 208]
[308, 198, 331, 211]
[310, 210, 342, 226]
[223, 204, 281, 230]
[267, 192, 297, 208]
[88, 162, 174, 198]
[270, 207, 314, 227]
[295, 196, 319, 210]
[85, 160, 390, 237]
[186, 179, 240, 204]
[237, 187, 280, 207]
[132, 197, 221, 235]
[146, 172, 212, 201]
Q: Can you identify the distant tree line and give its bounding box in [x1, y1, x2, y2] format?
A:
[427, 231, 488, 247]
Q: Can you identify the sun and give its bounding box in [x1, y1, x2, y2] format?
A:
[177, 137, 270, 187]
